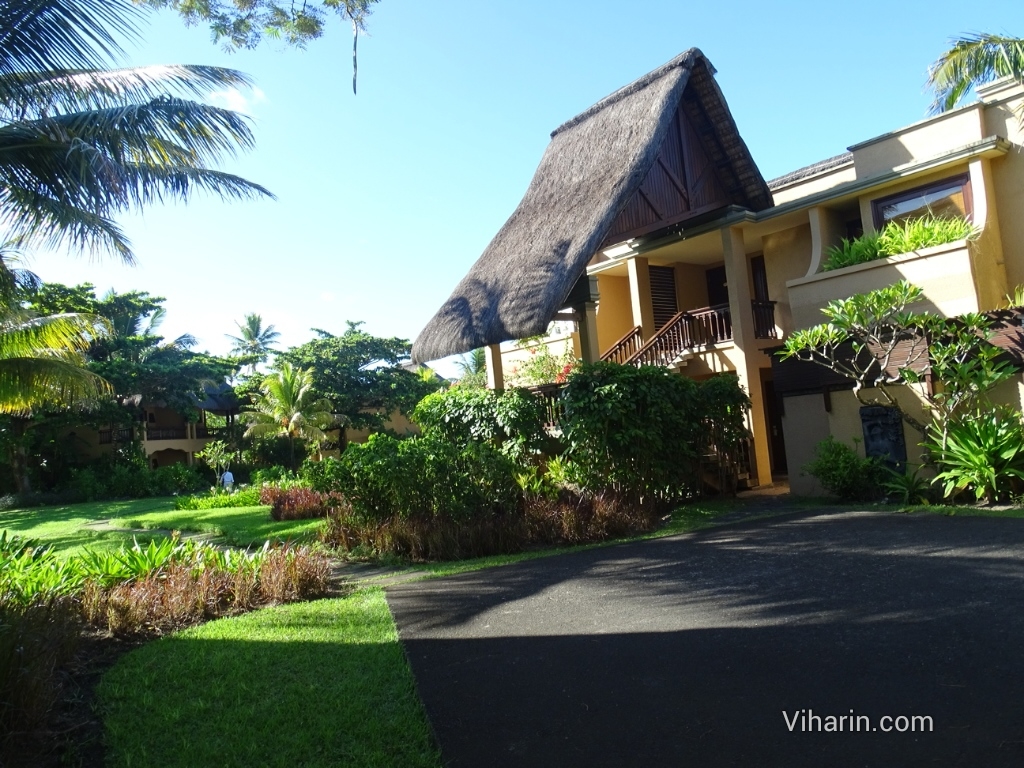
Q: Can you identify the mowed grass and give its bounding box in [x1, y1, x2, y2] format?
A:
[99, 590, 442, 768]
[0, 498, 175, 557]
[110, 506, 322, 547]
[0, 498, 321, 557]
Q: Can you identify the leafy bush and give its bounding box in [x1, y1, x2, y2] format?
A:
[260, 485, 345, 521]
[822, 231, 884, 271]
[804, 437, 886, 501]
[882, 465, 936, 505]
[929, 407, 1024, 503]
[560, 364, 748, 506]
[339, 432, 520, 523]
[174, 486, 262, 510]
[251, 466, 295, 486]
[68, 459, 205, 501]
[412, 386, 548, 463]
[823, 216, 977, 271]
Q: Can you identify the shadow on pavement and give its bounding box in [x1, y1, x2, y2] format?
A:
[387, 511, 1024, 767]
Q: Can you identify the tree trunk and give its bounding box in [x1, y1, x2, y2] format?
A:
[289, 435, 296, 472]
[9, 417, 31, 494]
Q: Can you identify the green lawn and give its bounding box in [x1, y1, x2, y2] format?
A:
[0, 498, 176, 557]
[99, 590, 442, 768]
[0, 497, 321, 556]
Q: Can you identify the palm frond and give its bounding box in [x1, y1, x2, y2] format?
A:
[0, 64, 255, 119]
[0, 0, 139, 79]
[0, 312, 109, 359]
[927, 33, 1024, 113]
[0, 356, 110, 414]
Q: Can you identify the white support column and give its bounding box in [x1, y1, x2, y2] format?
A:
[485, 343, 504, 390]
[721, 225, 774, 488]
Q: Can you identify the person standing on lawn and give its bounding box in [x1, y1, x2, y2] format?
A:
[221, 468, 234, 493]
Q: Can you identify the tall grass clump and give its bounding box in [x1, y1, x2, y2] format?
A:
[823, 215, 977, 271]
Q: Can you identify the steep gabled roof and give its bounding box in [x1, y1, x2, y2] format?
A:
[413, 49, 772, 363]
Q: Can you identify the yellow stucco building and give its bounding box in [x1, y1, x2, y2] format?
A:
[414, 49, 1024, 495]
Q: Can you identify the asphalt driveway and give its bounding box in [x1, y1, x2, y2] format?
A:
[386, 510, 1024, 767]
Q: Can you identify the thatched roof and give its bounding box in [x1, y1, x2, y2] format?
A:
[413, 48, 772, 363]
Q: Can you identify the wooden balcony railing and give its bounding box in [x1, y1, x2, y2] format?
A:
[146, 427, 187, 441]
[601, 326, 644, 365]
[98, 428, 133, 445]
[526, 383, 565, 429]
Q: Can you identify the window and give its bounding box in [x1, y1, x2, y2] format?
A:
[871, 175, 972, 229]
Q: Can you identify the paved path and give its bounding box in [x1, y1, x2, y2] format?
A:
[386, 510, 1024, 767]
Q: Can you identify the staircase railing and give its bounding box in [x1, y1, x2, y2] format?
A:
[624, 303, 733, 367]
[600, 325, 644, 364]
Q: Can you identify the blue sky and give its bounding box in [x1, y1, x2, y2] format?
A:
[27, 0, 1024, 376]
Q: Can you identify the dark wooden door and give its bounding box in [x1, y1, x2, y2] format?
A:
[763, 379, 788, 475]
[706, 265, 728, 306]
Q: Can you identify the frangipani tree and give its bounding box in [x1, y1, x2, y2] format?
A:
[240, 362, 336, 470]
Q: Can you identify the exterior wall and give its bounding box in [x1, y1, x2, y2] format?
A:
[761, 223, 812, 335]
[781, 394, 829, 496]
[786, 241, 980, 330]
[674, 262, 709, 310]
[344, 410, 419, 445]
[595, 274, 633, 352]
[849, 107, 985, 180]
[984, 89, 1024, 293]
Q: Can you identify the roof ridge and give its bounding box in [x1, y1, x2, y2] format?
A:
[551, 48, 708, 138]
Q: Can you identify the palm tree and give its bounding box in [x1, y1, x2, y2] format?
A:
[455, 347, 487, 388]
[927, 34, 1024, 113]
[226, 313, 281, 372]
[240, 362, 335, 470]
[0, 248, 109, 415]
[0, 0, 272, 262]
[0, 247, 111, 490]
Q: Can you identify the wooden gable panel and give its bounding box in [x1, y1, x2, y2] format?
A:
[602, 99, 733, 247]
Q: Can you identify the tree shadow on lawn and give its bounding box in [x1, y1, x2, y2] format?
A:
[98, 598, 441, 768]
[387, 510, 1024, 768]
[0, 498, 176, 554]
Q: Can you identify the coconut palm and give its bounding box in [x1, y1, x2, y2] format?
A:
[226, 313, 281, 372]
[0, 248, 111, 490]
[0, 0, 272, 262]
[0, 248, 110, 415]
[240, 361, 336, 470]
[927, 33, 1024, 113]
[455, 347, 487, 388]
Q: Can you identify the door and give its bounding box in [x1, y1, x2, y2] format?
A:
[705, 265, 728, 306]
[762, 379, 788, 475]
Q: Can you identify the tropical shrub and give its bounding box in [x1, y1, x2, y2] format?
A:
[823, 216, 977, 271]
[505, 335, 578, 387]
[804, 437, 887, 501]
[412, 386, 548, 463]
[174, 486, 261, 510]
[881, 465, 936, 505]
[929, 407, 1024, 503]
[68, 460, 205, 501]
[560, 363, 748, 507]
[260, 485, 345, 521]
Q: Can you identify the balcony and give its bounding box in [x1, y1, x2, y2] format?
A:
[147, 427, 188, 441]
[98, 428, 133, 445]
[786, 239, 980, 330]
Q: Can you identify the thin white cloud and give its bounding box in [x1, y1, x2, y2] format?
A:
[209, 86, 267, 115]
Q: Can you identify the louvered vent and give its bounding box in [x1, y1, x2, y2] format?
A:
[649, 266, 678, 329]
